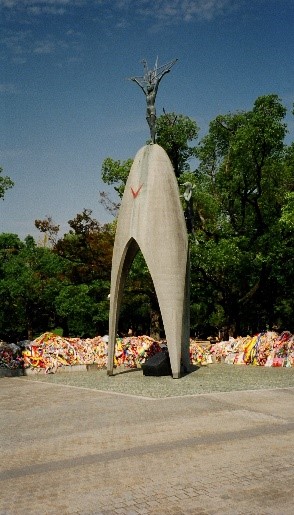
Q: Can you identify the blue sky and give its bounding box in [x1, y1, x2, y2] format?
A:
[1, 0, 294, 240]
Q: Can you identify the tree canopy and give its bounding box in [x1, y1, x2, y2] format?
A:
[0, 234, 66, 340]
[189, 95, 293, 336]
[101, 98, 294, 337]
[100, 112, 199, 202]
[0, 167, 14, 200]
[0, 96, 293, 341]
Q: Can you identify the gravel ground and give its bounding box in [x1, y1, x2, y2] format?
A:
[21, 363, 294, 398]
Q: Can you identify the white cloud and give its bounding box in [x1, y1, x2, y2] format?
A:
[90, 0, 241, 35]
[1, 0, 238, 22]
[2, 24, 82, 63]
[0, 0, 17, 6]
[0, 83, 18, 93]
[12, 56, 27, 64]
[1, 0, 240, 66]
[66, 29, 82, 36]
[1, 29, 31, 57]
[27, 5, 66, 15]
[0, 0, 83, 15]
[112, 0, 239, 23]
[33, 40, 55, 54]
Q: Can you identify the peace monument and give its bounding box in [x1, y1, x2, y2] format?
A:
[107, 59, 190, 378]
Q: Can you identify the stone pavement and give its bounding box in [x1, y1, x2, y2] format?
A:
[0, 377, 293, 515]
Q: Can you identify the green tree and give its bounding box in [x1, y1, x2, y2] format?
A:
[156, 112, 199, 177]
[190, 94, 293, 336]
[100, 112, 199, 199]
[99, 99, 294, 337]
[51, 210, 114, 336]
[101, 158, 133, 199]
[54, 280, 110, 337]
[54, 209, 114, 284]
[0, 234, 66, 341]
[0, 167, 14, 200]
[34, 215, 60, 246]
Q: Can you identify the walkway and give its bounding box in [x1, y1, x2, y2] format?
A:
[1, 373, 293, 514]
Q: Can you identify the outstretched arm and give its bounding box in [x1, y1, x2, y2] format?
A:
[129, 77, 146, 94]
[153, 69, 170, 94]
[158, 69, 170, 82]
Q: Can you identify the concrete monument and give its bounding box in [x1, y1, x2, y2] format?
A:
[107, 59, 190, 378]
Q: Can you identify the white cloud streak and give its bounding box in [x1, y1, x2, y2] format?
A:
[33, 40, 56, 53]
[1, 29, 82, 66]
[1, 0, 241, 66]
[110, 0, 239, 23]
[0, 83, 18, 93]
[0, 0, 83, 15]
[1, 0, 239, 21]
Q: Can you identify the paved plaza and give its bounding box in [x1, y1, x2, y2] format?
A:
[1, 368, 293, 514]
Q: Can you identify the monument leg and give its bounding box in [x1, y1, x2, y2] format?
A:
[107, 239, 139, 376]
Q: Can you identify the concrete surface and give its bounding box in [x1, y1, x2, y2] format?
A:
[108, 144, 189, 378]
[1, 377, 293, 515]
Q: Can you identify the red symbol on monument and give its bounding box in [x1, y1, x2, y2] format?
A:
[131, 184, 143, 199]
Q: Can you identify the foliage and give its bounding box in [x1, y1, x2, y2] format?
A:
[54, 280, 110, 337]
[101, 158, 133, 199]
[0, 234, 66, 341]
[0, 210, 114, 340]
[99, 98, 294, 337]
[100, 112, 199, 200]
[189, 94, 294, 336]
[52, 209, 114, 335]
[156, 112, 199, 176]
[99, 191, 121, 217]
[34, 216, 60, 246]
[279, 192, 294, 230]
[0, 167, 14, 200]
[1, 97, 293, 341]
[54, 209, 114, 284]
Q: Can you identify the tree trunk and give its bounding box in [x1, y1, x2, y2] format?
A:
[27, 324, 33, 341]
[150, 308, 161, 340]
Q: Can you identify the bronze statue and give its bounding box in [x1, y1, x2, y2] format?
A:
[129, 58, 178, 142]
